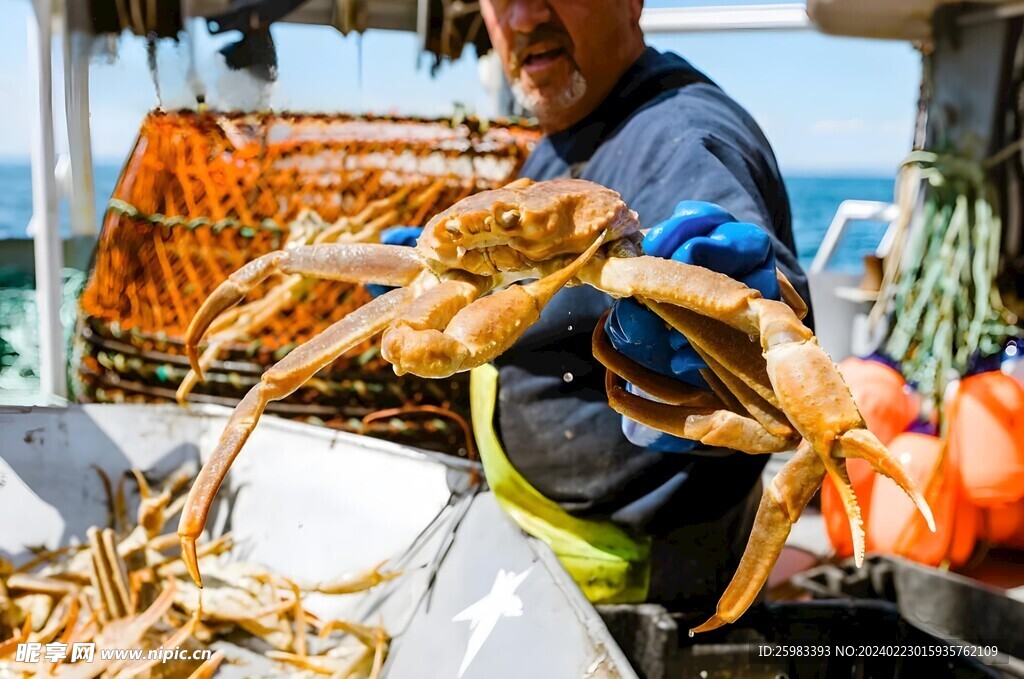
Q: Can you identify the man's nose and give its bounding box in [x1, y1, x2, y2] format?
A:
[506, 0, 552, 33]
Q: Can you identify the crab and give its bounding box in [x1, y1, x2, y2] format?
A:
[177, 177, 935, 635]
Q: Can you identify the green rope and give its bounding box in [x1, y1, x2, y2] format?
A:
[883, 152, 1021, 424]
[107, 198, 284, 240]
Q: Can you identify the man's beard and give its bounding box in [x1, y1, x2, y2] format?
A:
[510, 69, 588, 119]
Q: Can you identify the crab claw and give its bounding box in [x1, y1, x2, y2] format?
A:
[839, 429, 935, 534]
[180, 535, 202, 589]
[183, 244, 422, 379]
[183, 252, 289, 378]
[689, 442, 824, 636]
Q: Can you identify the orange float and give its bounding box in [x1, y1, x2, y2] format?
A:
[822, 458, 876, 558]
[837, 358, 918, 445]
[980, 499, 1024, 549]
[866, 433, 967, 567]
[949, 372, 1024, 507]
[948, 501, 978, 567]
[823, 359, 920, 557]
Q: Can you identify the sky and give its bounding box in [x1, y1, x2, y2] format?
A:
[1, 0, 922, 175]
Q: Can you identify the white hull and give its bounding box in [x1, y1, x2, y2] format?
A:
[0, 403, 635, 678]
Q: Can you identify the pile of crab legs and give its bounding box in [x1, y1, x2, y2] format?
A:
[1, 463, 397, 678]
[177, 177, 935, 637]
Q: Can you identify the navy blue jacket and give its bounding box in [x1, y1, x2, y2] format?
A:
[493, 48, 811, 541]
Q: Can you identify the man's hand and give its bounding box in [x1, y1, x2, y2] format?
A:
[367, 227, 423, 298]
[604, 201, 782, 452]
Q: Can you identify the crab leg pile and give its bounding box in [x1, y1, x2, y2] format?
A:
[1, 467, 399, 678]
[176, 177, 935, 635]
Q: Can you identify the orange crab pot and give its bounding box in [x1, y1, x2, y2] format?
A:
[949, 372, 1024, 507]
[867, 433, 961, 567]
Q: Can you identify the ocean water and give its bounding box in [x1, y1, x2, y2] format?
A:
[0, 163, 122, 241]
[0, 162, 895, 396]
[0, 163, 895, 269]
[787, 175, 895, 273]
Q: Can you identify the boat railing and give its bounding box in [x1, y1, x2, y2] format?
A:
[809, 199, 899, 277]
[807, 199, 899, 363]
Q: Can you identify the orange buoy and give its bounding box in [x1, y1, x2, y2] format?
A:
[949, 372, 1024, 507]
[948, 500, 978, 567]
[867, 433, 958, 567]
[838, 357, 918, 446]
[980, 499, 1024, 549]
[822, 458, 875, 558]
[823, 358, 919, 557]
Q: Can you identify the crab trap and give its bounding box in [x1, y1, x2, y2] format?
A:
[73, 110, 539, 455]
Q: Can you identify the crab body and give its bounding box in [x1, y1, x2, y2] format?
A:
[177, 178, 934, 635]
[417, 177, 640, 277]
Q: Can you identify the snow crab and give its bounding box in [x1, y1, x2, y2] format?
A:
[178, 178, 935, 635]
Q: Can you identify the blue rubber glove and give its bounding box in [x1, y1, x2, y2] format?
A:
[367, 226, 423, 298]
[605, 201, 782, 452]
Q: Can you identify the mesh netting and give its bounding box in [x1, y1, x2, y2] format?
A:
[75, 110, 539, 454]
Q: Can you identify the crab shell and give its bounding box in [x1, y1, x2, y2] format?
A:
[416, 178, 640, 276]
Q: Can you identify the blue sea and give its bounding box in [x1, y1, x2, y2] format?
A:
[0, 161, 894, 396]
[0, 162, 894, 272]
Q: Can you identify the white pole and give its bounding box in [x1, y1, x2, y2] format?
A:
[27, 0, 67, 400]
[62, 4, 97, 237]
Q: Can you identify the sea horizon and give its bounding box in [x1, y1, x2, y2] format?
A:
[0, 160, 896, 273]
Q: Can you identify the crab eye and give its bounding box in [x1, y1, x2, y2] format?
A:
[445, 219, 463, 241]
[500, 210, 520, 230]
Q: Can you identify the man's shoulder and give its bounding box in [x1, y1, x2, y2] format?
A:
[620, 80, 764, 150]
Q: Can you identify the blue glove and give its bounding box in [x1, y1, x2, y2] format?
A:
[367, 226, 423, 298]
[605, 201, 782, 452]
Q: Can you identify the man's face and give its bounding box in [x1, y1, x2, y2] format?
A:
[480, 0, 644, 132]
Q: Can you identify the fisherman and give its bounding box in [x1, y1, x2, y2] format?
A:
[383, 0, 812, 624]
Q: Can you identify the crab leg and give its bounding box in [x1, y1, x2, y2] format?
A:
[775, 268, 808, 319]
[183, 244, 423, 378]
[689, 442, 824, 635]
[592, 312, 721, 408]
[383, 232, 608, 379]
[87, 527, 131, 619]
[177, 195, 424, 403]
[187, 650, 226, 679]
[604, 371, 794, 454]
[593, 314, 794, 453]
[302, 560, 402, 595]
[583, 254, 934, 549]
[645, 301, 794, 438]
[177, 281, 306, 404]
[760, 318, 933, 558]
[381, 272, 493, 377]
[698, 355, 785, 434]
[178, 287, 415, 587]
[55, 580, 176, 679]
